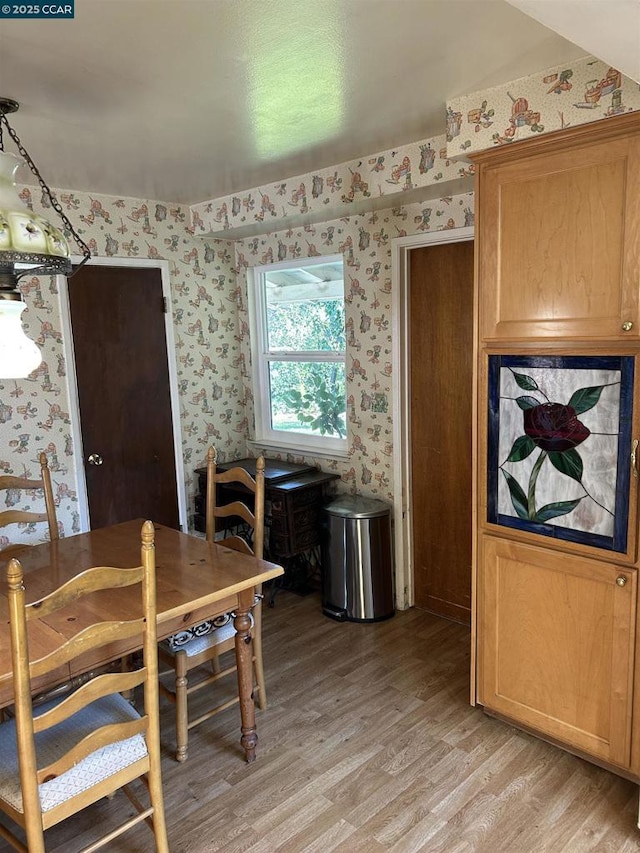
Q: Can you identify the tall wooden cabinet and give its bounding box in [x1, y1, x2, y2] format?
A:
[472, 112, 640, 779]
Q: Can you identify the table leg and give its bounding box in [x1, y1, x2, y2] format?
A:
[234, 588, 257, 763]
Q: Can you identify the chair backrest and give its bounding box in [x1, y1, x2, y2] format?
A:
[205, 446, 265, 559]
[0, 452, 58, 557]
[6, 520, 162, 831]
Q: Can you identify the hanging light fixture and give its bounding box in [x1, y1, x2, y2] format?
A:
[0, 97, 91, 379]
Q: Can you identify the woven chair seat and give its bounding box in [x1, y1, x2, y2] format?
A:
[0, 693, 147, 814]
[163, 594, 261, 653]
[166, 619, 237, 659]
[163, 612, 234, 651]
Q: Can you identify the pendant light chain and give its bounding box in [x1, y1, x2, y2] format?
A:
[0, 109, 91, 274]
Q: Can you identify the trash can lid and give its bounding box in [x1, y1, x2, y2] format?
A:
[323, 494, 392, 519]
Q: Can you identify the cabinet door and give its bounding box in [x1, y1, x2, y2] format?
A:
[478, 536, 636, 768]
[476, 125, 640, 341]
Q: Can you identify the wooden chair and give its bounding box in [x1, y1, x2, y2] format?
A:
[0, 452, 58, 559]
[0, 520, 169, 853]
[158, 446, 266, 762]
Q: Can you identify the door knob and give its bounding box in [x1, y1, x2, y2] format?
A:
[622, 320, 634, 332]
[87, 453, 103, 466]
[616, 575, 628, 587]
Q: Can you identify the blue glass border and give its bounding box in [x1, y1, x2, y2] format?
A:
[487, 354, 634, 553]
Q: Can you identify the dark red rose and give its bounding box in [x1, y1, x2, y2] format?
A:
[523, 403, 590, 453]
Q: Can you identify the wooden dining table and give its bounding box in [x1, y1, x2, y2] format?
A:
[0, 519, 284, 762]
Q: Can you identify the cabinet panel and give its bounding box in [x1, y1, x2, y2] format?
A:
[475, 116, 640, 341]
[479, 536, 636, 767]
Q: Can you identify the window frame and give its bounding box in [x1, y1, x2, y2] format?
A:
[248, 254, 348, 456]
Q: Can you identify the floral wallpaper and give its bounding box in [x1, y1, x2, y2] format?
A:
[183, 52, 638, 510]
[4, 52, 637, 549]
[0, 187, 244, 546]
[191, 133, 473, 237]
[447, 56, 640, 155]
[234, 192, 475, 502]
[191, 57, 639, 246]
[0, 184, 475, 550]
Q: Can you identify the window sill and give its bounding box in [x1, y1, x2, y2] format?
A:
[248, 438, 350, 461]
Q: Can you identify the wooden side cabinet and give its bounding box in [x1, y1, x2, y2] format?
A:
[473, 112, 640, 342]
[193, 459, 339, 564]
[478, 535, 637, 769]
[472, 113, 640, 783]
[267, 472, 339, 559]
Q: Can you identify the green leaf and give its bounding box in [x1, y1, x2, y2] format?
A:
[516, 396, 540, 410]
[567, 385, 605, 414]
[534, 498, 583, 523]
[283, 390, 302, 405]
[512, 372, 539, 392]
[507, 435, 536, 462]
[501, 470, 529, 519]
[548, 449, 583, 482]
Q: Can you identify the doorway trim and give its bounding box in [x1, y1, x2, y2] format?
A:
[58, 256, 188, 532]
[391, 226, 474, 610]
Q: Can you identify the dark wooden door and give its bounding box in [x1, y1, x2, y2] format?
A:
[410, 241, 474, 623]
[67, 265, 180, 529]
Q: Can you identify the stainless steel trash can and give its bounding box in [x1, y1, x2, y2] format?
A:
[321, 495, 394, 622]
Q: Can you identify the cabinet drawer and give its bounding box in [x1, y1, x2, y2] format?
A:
[270, 506, 319, 535]
[292, 526, 320, 551]
[293, 506, 319, 530]
[293, 485, 323, 508]
[271, 525, 319, 558]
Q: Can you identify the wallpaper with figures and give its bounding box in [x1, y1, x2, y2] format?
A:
[447, 56, 640, 156]
[191, 57, 639, 244]
[5, 53, 635, 549]
[234, 192, 475, 503]
[191, 133, 473, 238]
[0, 187, 243, 546]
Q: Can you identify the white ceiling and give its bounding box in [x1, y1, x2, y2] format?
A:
[506, 0, 640, 84]
[0, 0, 592, 205]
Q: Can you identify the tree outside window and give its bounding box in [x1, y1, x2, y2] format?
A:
[249, 256, 347, 454]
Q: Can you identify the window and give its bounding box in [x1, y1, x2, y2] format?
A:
[249, 255, 347, 455]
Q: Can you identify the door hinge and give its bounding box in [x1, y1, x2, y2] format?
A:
[162, 296, 168, 314]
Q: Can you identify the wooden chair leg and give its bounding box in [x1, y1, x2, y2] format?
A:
[175, 650, 189, 763]
[147, 763, 169, 851]
[24, 819, 46, 853]
[253, 597, 267, 711]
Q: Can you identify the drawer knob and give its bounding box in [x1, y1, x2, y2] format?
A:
[622, 320, 634, 332]
[616, 575, 628, 587]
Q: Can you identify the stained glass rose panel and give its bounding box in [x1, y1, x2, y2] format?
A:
[487, 355, 634, 552]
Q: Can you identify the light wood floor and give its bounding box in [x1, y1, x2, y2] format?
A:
[2, 590, 640, 852]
